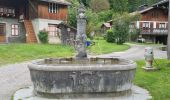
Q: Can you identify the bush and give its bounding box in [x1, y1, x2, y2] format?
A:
[38, 31, 48, 44]
[129, 28, 139, 42]
[106, 29, 115, 43]
[113, 21, 129, 45]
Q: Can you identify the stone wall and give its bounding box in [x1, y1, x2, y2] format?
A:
[32, 18, 63, 43]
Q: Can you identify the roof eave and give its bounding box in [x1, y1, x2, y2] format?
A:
[152, 0, 168, 7]
[39, 0, 71, 6]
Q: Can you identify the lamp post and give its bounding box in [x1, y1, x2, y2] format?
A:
[168, 0, 170, 59]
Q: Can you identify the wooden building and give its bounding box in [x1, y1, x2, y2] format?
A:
[132, 0, 169, 44]
[0, 0, 70, 43]
[101, 20, 112, 34]
[134, 6, 168, 44]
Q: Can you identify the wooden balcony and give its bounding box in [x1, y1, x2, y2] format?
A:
[140, 28, 168, 35]
[0, 6, 15, 17]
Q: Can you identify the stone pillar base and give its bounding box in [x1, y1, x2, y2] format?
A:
[142, 67, 159, 71]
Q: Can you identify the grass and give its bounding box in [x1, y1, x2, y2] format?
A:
[0, 44, 75, 66]
[135, 59, 170, 100]
[88, 39, 130, 55]
[0, 39, 130, 65]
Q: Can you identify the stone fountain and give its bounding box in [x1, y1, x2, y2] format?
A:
[27, 4, 137, 99]
[14, 4, 152, 100]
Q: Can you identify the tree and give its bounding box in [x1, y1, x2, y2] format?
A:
[106, 29, 115, 43]
[108, 0, 129, 13]
[111, 13, 140, 44]
[67, 0, 79, 27]
[89, 0, 110, 12]
[114, 21, 129, 44]
[81, 0, 90, 7]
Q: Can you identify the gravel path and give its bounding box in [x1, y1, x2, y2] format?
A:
[0, 62, 32, 100]
[0, 44, 167, 100]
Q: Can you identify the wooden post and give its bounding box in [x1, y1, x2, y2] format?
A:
[168, 0, 170, 59]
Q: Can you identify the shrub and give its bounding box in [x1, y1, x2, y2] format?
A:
[38, 31, 48, 44]
[106, 29, 115, 43]
[129, 28, 139, 42]
[113, 21, 129, 45]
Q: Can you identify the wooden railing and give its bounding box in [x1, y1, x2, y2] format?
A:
[140, 28, 168, 35]
[0, 6, 15, 17]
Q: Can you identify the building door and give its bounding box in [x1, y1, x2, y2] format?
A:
[0, 23, 6, 43]
[48, 24, 61, 44]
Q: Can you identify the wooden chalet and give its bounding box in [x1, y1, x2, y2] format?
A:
[132, 0, 169, 44]
[101, 0, 169, 44]
[0, 0, 70, 43]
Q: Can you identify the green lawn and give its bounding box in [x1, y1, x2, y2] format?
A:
[0, 44, 75, 66]
[0, 39, 130, 66]
[135, 59, 170, 100]
[88, 39, 130, 55]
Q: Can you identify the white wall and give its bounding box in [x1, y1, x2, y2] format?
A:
[32, 18, 63, 43]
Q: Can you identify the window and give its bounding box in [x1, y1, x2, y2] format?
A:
[159, 23, 166, 29]
[0, 7, 3, 13]
[142, 22, 150, 28]
[11, 24, 19, 36]
[48, 25, 61, 38]
[48, 3, 59, 13]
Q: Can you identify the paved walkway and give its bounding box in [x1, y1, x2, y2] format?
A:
[93, 44, 167, 60]
[0, 44, 167, 100]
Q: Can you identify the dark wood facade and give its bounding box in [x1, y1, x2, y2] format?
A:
[0, 0, 28, 19]
[136, 7, 168, 44]
[140, 8, 168, 22]
[0, 0, 69, 21]
[38, 2, 68, 21]
[138, 8, 168, 30]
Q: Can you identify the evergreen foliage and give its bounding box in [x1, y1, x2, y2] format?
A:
[106, 29, 115, 43]
[38, 31, 48, 44]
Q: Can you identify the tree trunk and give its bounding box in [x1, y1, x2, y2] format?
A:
[167, 0, 170, 59]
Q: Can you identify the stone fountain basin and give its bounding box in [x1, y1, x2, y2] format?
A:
[28, 58, 136, 98]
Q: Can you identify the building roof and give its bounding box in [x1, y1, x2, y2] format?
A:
[152, 0, 168, 7]
[40, 0, 71, 6]
[130, 0, 169, 14]
[102, 23, 111, 28]
[138, 7, 154, 14]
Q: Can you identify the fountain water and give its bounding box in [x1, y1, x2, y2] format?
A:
[13, 3, 141, 100]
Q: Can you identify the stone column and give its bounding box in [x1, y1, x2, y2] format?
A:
[167, 0, 170, 59]
[76, 4, 87, 58]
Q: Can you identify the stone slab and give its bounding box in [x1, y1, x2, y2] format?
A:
[142, 67, 160, 71]
[13, 85, 152, 100]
